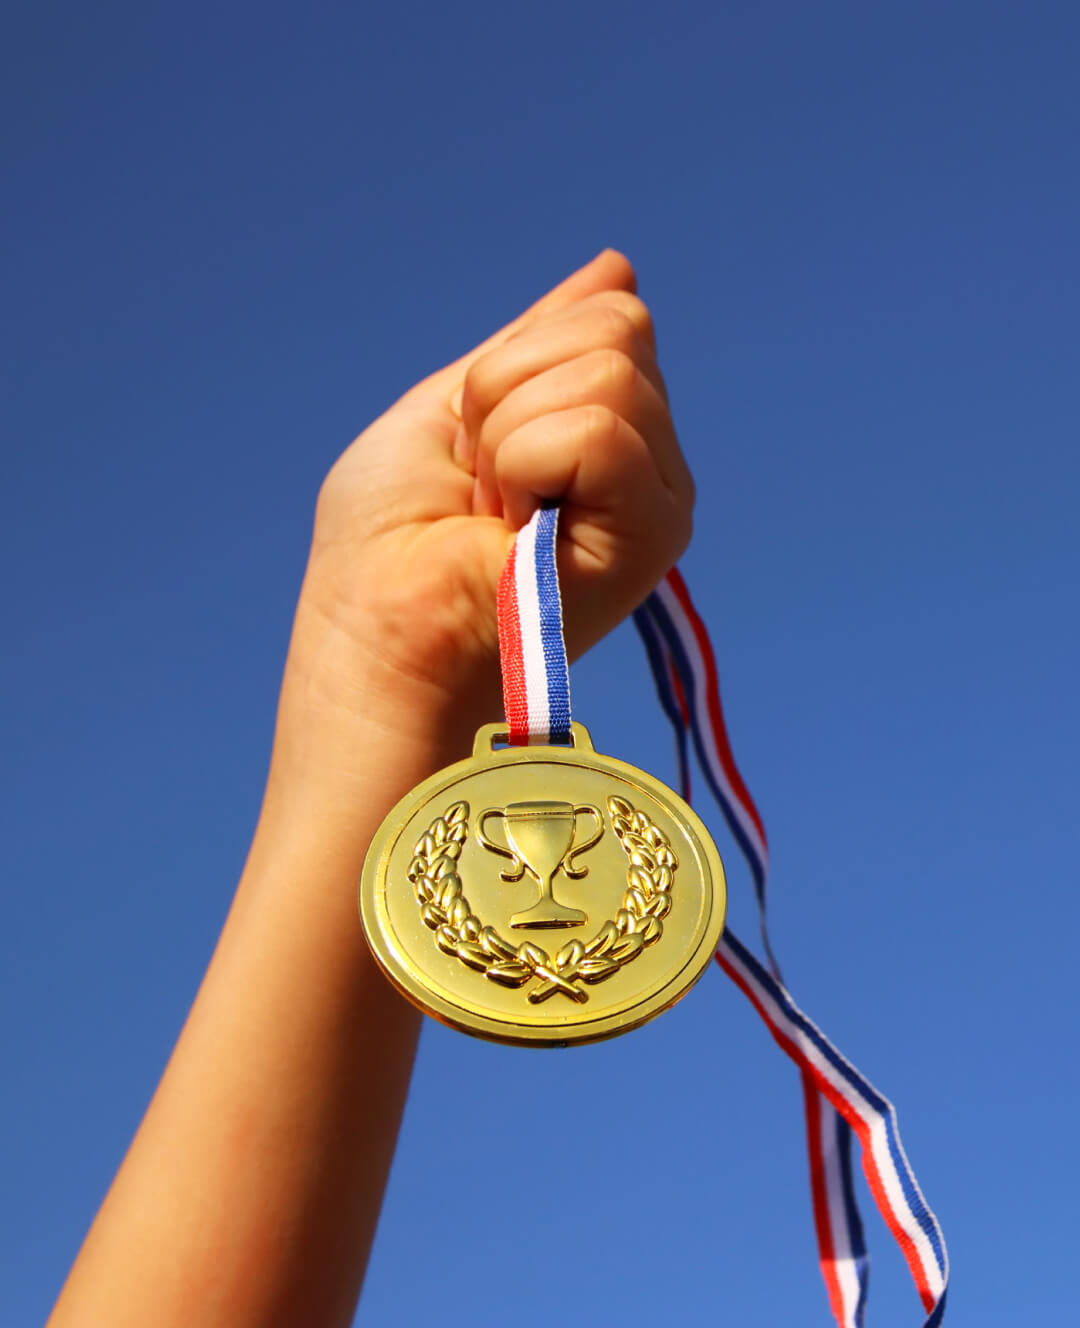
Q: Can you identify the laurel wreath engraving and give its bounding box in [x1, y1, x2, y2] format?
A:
[407, 796, 676, 1004]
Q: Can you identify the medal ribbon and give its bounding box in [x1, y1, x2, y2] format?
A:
[636, 572, 949, 1327]
[496, 511, 948, 1325]
[496, 503, 572, 744]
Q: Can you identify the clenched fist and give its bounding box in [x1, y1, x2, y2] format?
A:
[273, 250, 694, 808]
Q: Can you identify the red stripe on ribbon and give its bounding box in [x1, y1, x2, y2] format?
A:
[497, 540, 529, 743]
[716, 950, 937, 1312]
[665, 569, 768, 850]
[803, 1071, 847, 1325]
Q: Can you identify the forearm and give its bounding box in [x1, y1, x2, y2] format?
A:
[50, 664, 481, 1328]
[49, 248, 685, 1327]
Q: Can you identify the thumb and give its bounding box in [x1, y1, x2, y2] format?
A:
[415, 249, 637, 404]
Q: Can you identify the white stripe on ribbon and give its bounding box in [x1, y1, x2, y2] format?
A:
[637, 576, 946, 1325]
[818, 1096, 867, 1327]
[652, 577, 770, 879]
[513, 513, 550, 740]
[719, 935, 948, 1306]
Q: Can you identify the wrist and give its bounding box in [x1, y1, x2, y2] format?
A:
[260, 588, 502, 861]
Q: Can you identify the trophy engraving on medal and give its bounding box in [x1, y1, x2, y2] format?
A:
[360, 723, 726, 1043]
[477, 801, 603, 928]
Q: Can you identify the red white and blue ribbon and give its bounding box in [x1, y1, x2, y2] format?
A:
[801, 1069, 871, 1327]
[636, 570, 949, 1327]
[496, 510, 948, 1324]
[497, 503, 572, 745]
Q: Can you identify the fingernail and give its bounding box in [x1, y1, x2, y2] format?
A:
[449, 384, 464, 419]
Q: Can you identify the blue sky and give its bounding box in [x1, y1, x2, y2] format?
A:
[3, 3, 1078, 1324]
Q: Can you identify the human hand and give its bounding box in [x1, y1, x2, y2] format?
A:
[49, 253, 697, 1326]
[273, 251, 694, 803]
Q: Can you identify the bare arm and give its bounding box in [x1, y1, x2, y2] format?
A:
[49, 250, 693, 1327]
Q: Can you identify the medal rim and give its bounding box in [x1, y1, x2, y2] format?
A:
[359, 723, 727, 1047]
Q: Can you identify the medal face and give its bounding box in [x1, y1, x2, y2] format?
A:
[360, 723, 727, 1046]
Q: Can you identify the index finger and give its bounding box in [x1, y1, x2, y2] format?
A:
[412, 250, 638, 406]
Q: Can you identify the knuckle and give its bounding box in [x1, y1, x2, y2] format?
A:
[589, 305, 639, 356]
[671, 490, 694, 560]
[666, 469, 696, 562]
[589, 346, 638, 400]
[599, 290, 655, 346]
[462, 354, 500, 420]
[684, 467, 697, 520]
[578, 402, 622, 452]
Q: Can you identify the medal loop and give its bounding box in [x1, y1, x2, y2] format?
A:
[496, 504, 572, 746]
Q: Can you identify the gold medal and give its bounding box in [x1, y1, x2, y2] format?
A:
[359, 722, 726, 1046]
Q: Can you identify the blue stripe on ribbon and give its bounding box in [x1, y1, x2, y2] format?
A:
[534, 505, 572, 743]
[925, 1288, 948, 1328]
[633, 607, 691, 796]
[639, 593, 874, 1321]
[723, 931, 948, 1285]
[640, 593, 770, 916]
[835, 1108, 870, 1327]
[636, 583, 944, 1322]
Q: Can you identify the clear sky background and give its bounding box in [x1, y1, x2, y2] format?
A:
[3, 3, 1077, 1324]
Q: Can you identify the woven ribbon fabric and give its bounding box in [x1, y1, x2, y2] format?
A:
[496, 505, 571, 745]
[636, 571, 948, 1327]
[495, 512, 948, 1323]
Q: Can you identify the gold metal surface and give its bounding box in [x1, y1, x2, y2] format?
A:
[359, 722, 727, 1046]
[477, 800, 601, 928]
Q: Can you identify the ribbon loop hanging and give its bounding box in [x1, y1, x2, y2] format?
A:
[635, 572, 948, 1327]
